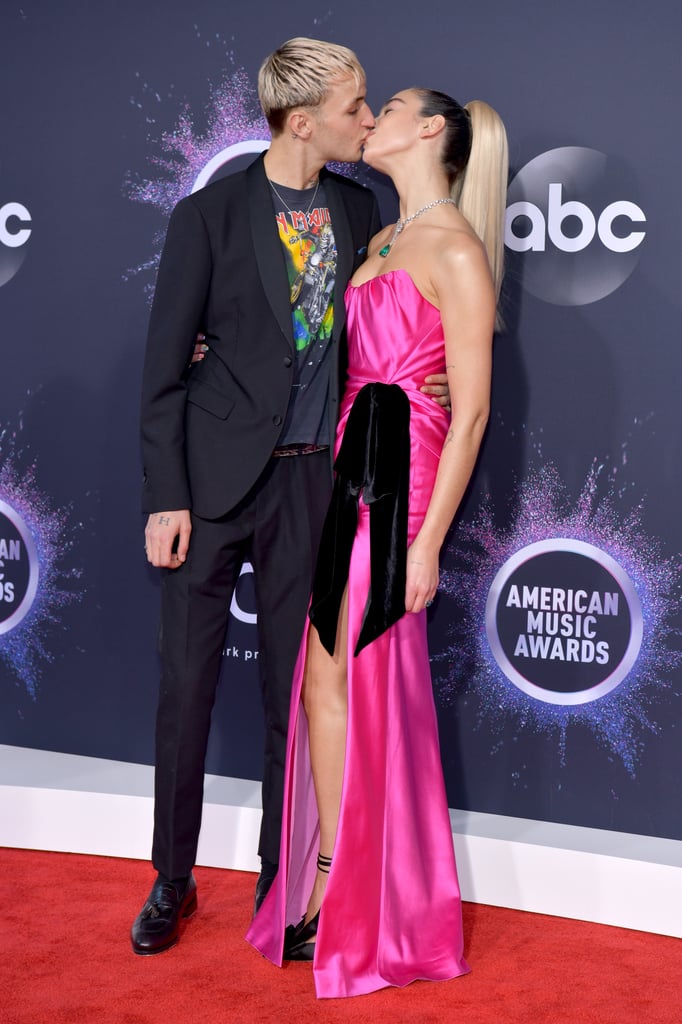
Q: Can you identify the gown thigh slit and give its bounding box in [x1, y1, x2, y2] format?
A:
[247, 269, 469, 998]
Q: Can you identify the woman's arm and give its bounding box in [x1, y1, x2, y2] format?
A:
[405, 235, 496, 613]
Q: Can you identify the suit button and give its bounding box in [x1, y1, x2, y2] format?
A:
[283, 355, 292, 367]
[273, 415, 282, 426]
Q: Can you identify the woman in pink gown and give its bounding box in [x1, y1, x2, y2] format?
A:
[247, 88, 508, 998]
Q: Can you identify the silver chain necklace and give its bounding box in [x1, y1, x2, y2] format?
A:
[268, 178, 320, 245]
[378, 197, 456, 257]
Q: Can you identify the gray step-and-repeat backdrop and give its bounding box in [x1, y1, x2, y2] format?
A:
[1, 1, 680, 841]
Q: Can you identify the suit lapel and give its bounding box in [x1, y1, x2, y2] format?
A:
[247, 154, 294, 348]
[323, 170, 353, 340]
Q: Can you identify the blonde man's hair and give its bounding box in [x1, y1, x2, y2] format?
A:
[258, 37, 365, 133]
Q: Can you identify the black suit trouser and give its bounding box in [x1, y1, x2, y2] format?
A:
[151, 449, 332, 879]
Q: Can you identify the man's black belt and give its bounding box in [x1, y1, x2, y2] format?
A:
[271, 443, 329, 457]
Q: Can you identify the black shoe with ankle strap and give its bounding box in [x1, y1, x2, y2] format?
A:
[283, 853, 331, 961]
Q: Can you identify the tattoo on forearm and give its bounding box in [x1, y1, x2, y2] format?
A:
[445, 364, 456, 369]
[158, 515, 170, 526]
[444, 428, 454, 448]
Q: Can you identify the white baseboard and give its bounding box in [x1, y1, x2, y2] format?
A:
[1, 744, 680, 938]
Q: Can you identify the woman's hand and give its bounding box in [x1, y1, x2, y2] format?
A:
[190, 333, 208, 365]
[405, 538, 439, 613]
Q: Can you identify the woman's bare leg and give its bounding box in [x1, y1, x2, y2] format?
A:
[300, 586, 349, 925]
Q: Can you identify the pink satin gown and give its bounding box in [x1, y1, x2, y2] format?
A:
[247, 269, 470, 998]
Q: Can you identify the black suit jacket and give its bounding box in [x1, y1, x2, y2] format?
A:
[140, 153, 381, 519]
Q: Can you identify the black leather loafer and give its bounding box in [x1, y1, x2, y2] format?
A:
[254, 859, 278, 915]
[130, 874, 197, 955]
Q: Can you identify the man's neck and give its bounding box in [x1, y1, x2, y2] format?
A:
[263, 139, 324, 191]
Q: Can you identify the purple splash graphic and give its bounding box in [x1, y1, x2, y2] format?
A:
[434, 448, 681, 776]
[124, 59, 268, 297]
[127, 66, 269, 216]
[0, 416, 82, 697]
[124, 36, 360, 297]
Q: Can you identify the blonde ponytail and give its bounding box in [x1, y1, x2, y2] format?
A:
[451, 100, 509, 323]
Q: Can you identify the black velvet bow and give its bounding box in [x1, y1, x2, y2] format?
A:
[309, 382, 411, 657]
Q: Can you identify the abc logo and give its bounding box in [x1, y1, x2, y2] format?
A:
[505, 147, 646, 306]
[192, 140, 268, 193]
[230, 561, 257, 625]
[0, 202, 32, 288]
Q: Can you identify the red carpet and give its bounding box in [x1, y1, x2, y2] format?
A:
[1, 848, 679, 1024]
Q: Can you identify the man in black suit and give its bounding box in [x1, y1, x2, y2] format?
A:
[132, 38, 445, 955]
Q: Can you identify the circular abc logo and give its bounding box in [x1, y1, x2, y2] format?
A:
[0, 500, 40, 635]
[230, 560, 257, 625]
[505, 147, 646, 305]
[191, 140, 269, 194]
[0, 202, 32, 288]
[485, 538, 642, 705]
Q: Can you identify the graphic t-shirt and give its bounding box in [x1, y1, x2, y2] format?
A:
[268, 180, 336, 446]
